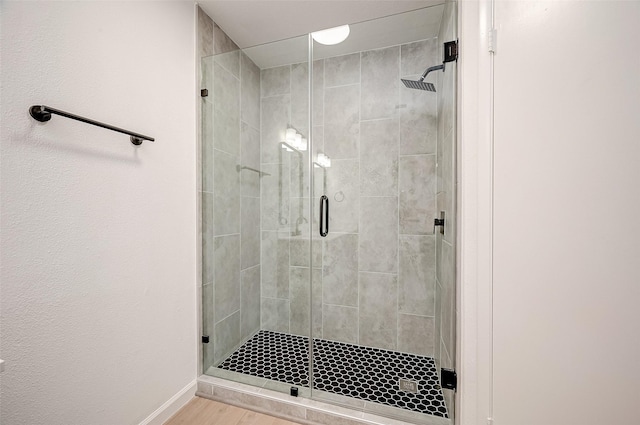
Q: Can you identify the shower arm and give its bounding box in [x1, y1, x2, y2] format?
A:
[418, 63, 445, 82]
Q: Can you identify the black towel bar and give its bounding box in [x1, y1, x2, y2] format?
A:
[29, 105, 155, 145]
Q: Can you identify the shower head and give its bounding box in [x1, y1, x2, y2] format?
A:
[401, 79, 436, 91]
[401, 63, 445, 92]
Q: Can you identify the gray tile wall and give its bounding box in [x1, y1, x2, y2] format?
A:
[259, 38, 440, 357]
[259, 52, 317, 337]
[201, 10, 262, 370]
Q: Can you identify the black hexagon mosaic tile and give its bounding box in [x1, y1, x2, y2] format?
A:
[218, 330, 310, 387]
[217, 330, 448, 418]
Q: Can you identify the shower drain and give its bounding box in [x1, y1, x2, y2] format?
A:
[399, 378, 419, 393]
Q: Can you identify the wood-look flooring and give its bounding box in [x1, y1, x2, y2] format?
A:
[164, 397, 303, 425]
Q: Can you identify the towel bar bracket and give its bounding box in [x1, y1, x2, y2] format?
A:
[29, 105, 52, 122]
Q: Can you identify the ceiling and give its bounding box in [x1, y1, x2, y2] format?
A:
[247, 5, 445, 68]
[198, 0, 444, 48]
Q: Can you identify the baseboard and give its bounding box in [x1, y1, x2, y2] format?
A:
[139, 379, 197, 425]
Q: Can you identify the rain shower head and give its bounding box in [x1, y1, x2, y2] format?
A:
[401, 79, 436, 91]
[401, 63, 445, 92]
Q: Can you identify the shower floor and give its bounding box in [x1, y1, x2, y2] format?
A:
[217, 330, 448, 418]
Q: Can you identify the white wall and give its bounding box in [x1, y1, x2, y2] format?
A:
[488, 1, 640, 424]
[0, 2, 197, 424]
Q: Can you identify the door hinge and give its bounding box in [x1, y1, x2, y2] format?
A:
[489, 29, 497, 54]
[201, 88, 209, 97]
[441, 368, 457, 391]
[444, 40, 458, 63]
[202, 335, 210, 343]
[434, 211, 445, 235]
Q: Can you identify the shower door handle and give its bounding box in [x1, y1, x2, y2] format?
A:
[319, 195, 329, 237]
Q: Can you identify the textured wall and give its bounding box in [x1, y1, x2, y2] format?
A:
[0, 2, 196, 424]
[200, 11, 262, 370]
[259, 38, 440, 357]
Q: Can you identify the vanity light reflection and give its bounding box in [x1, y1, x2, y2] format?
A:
[283, 127, 307, 151]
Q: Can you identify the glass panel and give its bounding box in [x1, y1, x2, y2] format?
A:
[201, 33, 312, 397]
[200, 4, 457, 420]
[310, 4, 456, 424]
[435, 1, 457, 421]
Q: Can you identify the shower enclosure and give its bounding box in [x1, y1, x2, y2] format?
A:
[200, 3, 457, 424]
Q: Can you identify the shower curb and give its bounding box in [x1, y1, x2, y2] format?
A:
[197, 375, 450, 425]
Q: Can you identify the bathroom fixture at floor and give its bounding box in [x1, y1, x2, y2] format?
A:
[29, 105, 155, 145]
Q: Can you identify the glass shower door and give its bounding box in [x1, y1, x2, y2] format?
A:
[201, 32, 314, 397]
[309, 5, 457, 423]
[199, 5, 457, 422]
